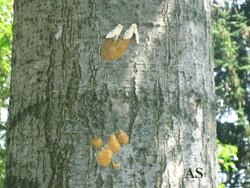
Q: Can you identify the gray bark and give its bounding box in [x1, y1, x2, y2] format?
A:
[6, 0, 217, 187]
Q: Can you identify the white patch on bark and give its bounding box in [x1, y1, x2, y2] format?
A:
[55, 24, 63, 40]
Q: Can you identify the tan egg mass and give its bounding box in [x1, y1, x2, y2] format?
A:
[113, 163, 121, 168]
[102, 23, 139, 61]
[108, 133, 121, 153]
[98, 148, 113, 167]
[92, 137, 103, 148]
[117, 129, 129, 145]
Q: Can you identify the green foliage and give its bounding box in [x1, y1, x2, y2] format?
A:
[0, 145, 6, 187]
[212, 5, 250, 185]
[219, 183, 226, 188]
[0, 0, 12, 108]
[212, 6, 249, 125]
[0, 0, 13, 186]
[217, 139, 238, 173]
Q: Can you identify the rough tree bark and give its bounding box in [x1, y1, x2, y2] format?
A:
[5, 0, 217, 187]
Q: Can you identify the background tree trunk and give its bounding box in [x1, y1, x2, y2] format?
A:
[6, 0, 217, 187]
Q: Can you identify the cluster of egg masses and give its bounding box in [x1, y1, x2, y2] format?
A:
[92, 129, 129, 167]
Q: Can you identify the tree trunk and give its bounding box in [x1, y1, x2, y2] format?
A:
[6, 0, 217, 187]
